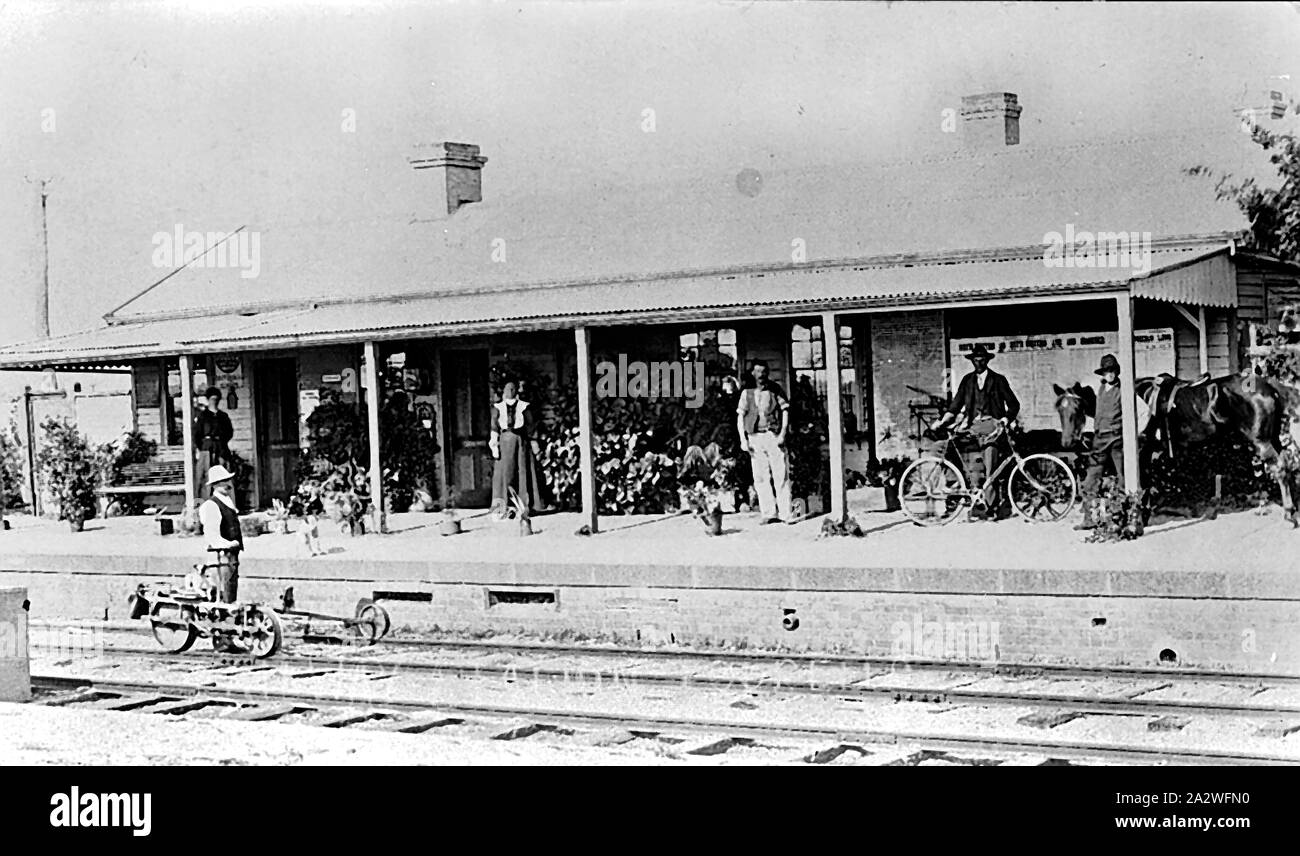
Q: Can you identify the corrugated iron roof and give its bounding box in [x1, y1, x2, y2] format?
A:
[0, 244, 1228, 368]
[1130, 249, 1236, 307]
[107, 131, 1252, 322]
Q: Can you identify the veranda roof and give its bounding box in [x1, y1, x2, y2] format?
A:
[0, 241, 1232, 368]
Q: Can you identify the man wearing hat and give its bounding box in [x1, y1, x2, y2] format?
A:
[194, 387, 234, 497]
[199, 465, 243, 602]
[1075, 353, 1124, 530]
[932, 343, 1021, 519]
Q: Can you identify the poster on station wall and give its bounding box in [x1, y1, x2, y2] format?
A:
[298, 389, 320, 448]
[948, 329, 1174, 430]
[213, 354, 244, 411]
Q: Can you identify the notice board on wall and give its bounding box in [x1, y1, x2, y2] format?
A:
[948, 329, 1175, 431]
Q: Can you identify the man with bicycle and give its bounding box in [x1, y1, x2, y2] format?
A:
[929, 343, 1021, 520]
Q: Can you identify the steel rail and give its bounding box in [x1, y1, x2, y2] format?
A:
[61, 643, 1300, 721]
[30, 674, 1299, 767]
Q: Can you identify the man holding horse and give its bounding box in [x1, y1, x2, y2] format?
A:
[932, 343, 1021, 520]
[1074, 354, 1125, 531]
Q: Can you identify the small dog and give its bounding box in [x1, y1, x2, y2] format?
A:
[299, 514, 323, 557]
[297, 486, 326, 557]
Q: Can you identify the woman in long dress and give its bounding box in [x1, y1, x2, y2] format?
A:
[489, 380, 548, 518]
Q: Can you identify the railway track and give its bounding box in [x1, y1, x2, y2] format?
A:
[29, 673, 1300, 766]
[57, 643, 1300, 721]
[27, 629, 1300, 765]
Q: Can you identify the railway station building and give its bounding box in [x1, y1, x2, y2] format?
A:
[3, 93, 1299, 527]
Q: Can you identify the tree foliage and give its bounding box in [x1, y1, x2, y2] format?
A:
[35, 417, 99, 522]
[1186, 115, 1300, 262]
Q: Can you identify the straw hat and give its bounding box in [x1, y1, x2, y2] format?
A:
[206, 465, 236, 486]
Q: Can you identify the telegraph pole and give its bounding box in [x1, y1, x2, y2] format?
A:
[38, 179, 50, 339]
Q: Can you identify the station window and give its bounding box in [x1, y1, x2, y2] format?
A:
[791, 323, 856, 418]
[162, 357, 208, 447]
[678, 327, 739, 389]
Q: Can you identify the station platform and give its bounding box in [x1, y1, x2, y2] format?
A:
[2, 506, 1298, 674]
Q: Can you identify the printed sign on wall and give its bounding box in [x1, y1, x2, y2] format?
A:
[948, 329, 1175, 431]
[298, 389, 320, 448]
[213, 354, 244, 410]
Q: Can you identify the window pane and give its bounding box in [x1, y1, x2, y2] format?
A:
[791, 324, 811, 342]
[811, 340, 825, 368]
[811, 324, 823, 341]
[718, 345, 737, 373]
[841, 368, 857, 394]
[839, 325, 852, 341]
[792, 341, 813, 369]
[718, 328, 736, 345]
[679, 333, 699, 348]
[839, 343, 854, 368]
[700, 329, 717, 345]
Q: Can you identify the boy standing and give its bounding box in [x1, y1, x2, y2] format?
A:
[1075, 354, 1124, 530]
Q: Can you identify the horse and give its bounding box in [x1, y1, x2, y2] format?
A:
[1052, 382, 1097, 452]
[1134, 371, 1297, 526]
[1053, 374, 1297, 526]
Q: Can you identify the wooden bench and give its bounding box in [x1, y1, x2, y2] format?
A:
[96, 461, 187, 517]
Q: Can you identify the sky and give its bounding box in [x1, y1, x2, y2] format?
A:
[1, 0, 1298, 350]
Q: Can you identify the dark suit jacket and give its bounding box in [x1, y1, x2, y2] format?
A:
[947, 369, 1020, 422]
[194, 408, 234, 455]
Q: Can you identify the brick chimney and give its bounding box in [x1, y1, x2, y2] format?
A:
[408, 142, 488, 215]
[960, 92, 1022, 148]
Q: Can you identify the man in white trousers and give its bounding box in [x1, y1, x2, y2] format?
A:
[736, 360, 793, 524]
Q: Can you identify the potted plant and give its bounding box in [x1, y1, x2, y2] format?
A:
[412, 476, 437, 512]
[679, 442, 740, 515]
[848, 457, 910, 514]
[439, 491, 461, 536]
[35, 417, 100, 531]
[268, 499, 293, 535]
[509, 488, 533, 536]
[679, 481, 725, 536]
[1086, 476, 1147, 542]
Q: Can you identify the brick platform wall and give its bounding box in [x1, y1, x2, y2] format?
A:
[7, 557, 1299, 676]
[418, 583, 1298, 673]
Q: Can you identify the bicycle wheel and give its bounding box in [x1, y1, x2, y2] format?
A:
[898, 457, 968, 526]
[1008, 453, 1077, 522]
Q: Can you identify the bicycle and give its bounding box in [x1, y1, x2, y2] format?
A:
[896, 419, 1078, 526]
